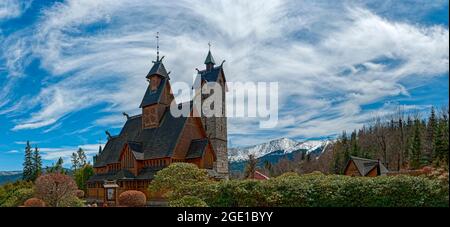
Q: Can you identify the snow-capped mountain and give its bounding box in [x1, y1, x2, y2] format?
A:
[0, 171, 22, 185]
[228, 138, 329, 162]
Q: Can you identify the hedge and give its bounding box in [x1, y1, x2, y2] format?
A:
[169, 196, 208, 207]
[173, 173, 448, 207]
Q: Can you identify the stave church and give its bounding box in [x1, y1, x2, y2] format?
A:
[86, 45, 228, 205]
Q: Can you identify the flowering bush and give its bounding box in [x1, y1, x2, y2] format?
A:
[35, 173, 81, 207]
[75, 190, 85, 199]
[23, 198, 46, 207]
[118, 190, 146, 207]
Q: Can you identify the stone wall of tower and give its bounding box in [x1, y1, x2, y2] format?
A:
[201, 72, 228, 178]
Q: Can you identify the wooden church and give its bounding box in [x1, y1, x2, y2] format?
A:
[86, 46, 228, 205]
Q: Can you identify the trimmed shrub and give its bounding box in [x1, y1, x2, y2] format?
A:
[149, 163, 209, 198]
[169, 196, 208, 207]
[118, 190, 146, 207]
[75, 190, 85, 199]
[23, 198, 46, 207]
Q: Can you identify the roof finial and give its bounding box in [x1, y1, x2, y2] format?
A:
[208, 41, 211, 51]
[156, 32, 160, 61]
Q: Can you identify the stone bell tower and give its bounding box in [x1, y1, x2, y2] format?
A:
[196, 46, 228, 178]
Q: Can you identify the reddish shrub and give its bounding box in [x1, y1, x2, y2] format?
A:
[75, 190, 85, 199]
[421, 166, 434, 174]
[23, 198, 46, 207]
[35, 173, 78, 207]
[118, 190, 147, 207]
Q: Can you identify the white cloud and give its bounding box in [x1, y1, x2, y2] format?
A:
[0, 0, 32, 20]
[0, 0, 448, 146]
[39, 143, 104, 166]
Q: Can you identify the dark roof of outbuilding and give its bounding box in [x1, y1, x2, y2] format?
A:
[139, 77, 168, 108]
[186, 139, 208, 159]
[349, 156, 389, 176]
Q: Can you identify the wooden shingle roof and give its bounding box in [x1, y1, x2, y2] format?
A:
[348, 156, 389, 176]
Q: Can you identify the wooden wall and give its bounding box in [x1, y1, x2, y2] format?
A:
[344, 161, 361, 176]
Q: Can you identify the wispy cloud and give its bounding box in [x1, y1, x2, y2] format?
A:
[39, 143, 104, 166]
[5, 149, 19, 154]
[0, 0, 448, 147]
[0, 0, 32, 20]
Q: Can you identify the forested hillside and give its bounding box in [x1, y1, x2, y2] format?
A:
[332, 106, 449, 173]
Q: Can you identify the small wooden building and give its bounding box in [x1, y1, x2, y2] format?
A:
[253, 170, 270, 180]
[344, 156, 389, 177]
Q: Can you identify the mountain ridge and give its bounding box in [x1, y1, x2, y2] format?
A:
[228, 137, 329, 162]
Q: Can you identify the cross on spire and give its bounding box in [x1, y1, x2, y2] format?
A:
[208, 41, 211, 51]
[156, 32, 160, 61]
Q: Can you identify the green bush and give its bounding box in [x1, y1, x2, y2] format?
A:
[0, 181, 34, 207]
[150, 164, 448, 207]
[148, 163, 210, 198]
[211, 176, 448, 207]
[169, 196, 208, 207]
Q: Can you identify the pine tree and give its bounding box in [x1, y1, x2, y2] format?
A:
[77, 148, 87, 167]
[434, 118, 449, 166]
[71, 152, 79, 171]
[424, 107, 437, 164]
[48, 157, 65, 174]
[350, 130, 359, 156]
[244, 154, 257, 179]
[32, 146, 42, 181]
[263, 160, 273, 176]
[22, 141, 34, 181]
[409, 120, 422, 169]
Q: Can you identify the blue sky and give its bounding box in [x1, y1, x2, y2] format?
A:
[0, 0, 448, 171]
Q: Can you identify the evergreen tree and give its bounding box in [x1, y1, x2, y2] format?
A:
[424, 107, 437, 163]
[350, 130, 359, 156]
[409, 120, 422, 169]
[74, 164, 95, 192]
[263, 160, 273, 177]
[32, 146, 42, 181]
[244, 154, 257, 179]
[434, 118, 449, 165]
[47, 157, 65, 174]
[333, 150, 342, 174]
[341, 131, 350, 163]
[76, 148, 87, 167]
[22, 141, 33, 181]
[71, 152, 79, 171]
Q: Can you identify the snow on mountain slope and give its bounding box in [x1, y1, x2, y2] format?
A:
[228, 138, 328, 162]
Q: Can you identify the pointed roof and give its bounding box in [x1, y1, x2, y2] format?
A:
[347, 156, 389, 176]
[93, 102, 198, 168]
[139, 77, 168, 108]
[204, 50, 216, 65]
[146, 59, 168, 79]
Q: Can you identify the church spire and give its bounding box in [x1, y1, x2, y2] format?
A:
[156, 32, 160, 62]
[204, 42, 216, 71]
